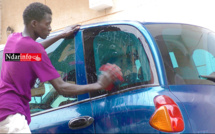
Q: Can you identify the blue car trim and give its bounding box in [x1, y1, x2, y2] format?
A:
[75, 31, 89, 100]
[141, 25, 168, 86]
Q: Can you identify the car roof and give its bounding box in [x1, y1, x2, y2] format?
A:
[81, 20, 200, 29]
[38, 20, 208, 41]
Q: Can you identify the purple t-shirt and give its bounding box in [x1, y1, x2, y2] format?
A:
[0, 33, 60, 124]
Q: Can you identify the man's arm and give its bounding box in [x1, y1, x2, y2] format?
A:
[49, 64, 122, 96]
[41, 25, 80, 49]
[49, 77, 101, 96]
[41, 34, 62, 49]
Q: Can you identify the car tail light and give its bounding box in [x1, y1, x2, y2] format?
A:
[149, 95, 184, 132]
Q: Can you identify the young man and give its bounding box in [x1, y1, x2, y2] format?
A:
[0, 2, 122, 133]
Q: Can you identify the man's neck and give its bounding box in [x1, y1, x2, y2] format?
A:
[22, 26, 38, 40]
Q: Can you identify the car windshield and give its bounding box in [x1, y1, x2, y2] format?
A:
[145, 23, 215, 85]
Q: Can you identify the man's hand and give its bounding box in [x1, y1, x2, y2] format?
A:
[41, 25, 80, 49]
[60, 25, 80, 39]
[97, 64, 123, 90]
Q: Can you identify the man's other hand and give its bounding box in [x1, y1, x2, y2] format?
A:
[60, 25, 80, 39]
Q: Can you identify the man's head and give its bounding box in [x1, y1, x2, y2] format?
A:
[23, 2, 52, 39]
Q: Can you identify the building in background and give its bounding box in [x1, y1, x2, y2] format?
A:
[0, 0, 215, 44]
[0, 0, 144, 44]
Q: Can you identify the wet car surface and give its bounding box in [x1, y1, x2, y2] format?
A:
[3, 21, 215, 133]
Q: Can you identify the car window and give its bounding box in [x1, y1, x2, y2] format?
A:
[83, 25, 157, 97]
[193, 49, 215, 76]
[192, 32, 215, 76]
[145, 24, 215, 85]
[30, 37, 77, 114]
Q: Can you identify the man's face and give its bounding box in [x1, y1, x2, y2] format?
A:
[34, 13, 52, 39]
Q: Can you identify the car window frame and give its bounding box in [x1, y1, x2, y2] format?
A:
[82, 24, 159, 99]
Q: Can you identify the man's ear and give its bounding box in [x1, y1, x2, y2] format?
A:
[30, 20, 38, 28]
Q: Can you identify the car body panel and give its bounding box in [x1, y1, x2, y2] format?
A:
[91, 85, 193, 133]
[169, 85, 215, 133]
[30, 101, 94, 133]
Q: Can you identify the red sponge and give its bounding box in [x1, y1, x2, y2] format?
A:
[99, 64, 124, 91]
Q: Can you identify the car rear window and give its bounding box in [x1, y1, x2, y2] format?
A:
[145, 24, 215, 85]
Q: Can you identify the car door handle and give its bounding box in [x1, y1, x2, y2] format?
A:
[68, 116, 94, 130]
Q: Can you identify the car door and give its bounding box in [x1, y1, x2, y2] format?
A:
[82, 23, 164, 133]
[29, 31, 94, 133]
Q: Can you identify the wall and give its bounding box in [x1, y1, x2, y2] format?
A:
[0, 0, 146, 44]
[1, 0, 44, 44]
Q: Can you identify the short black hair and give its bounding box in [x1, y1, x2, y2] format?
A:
[23, 2, 52, 25]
